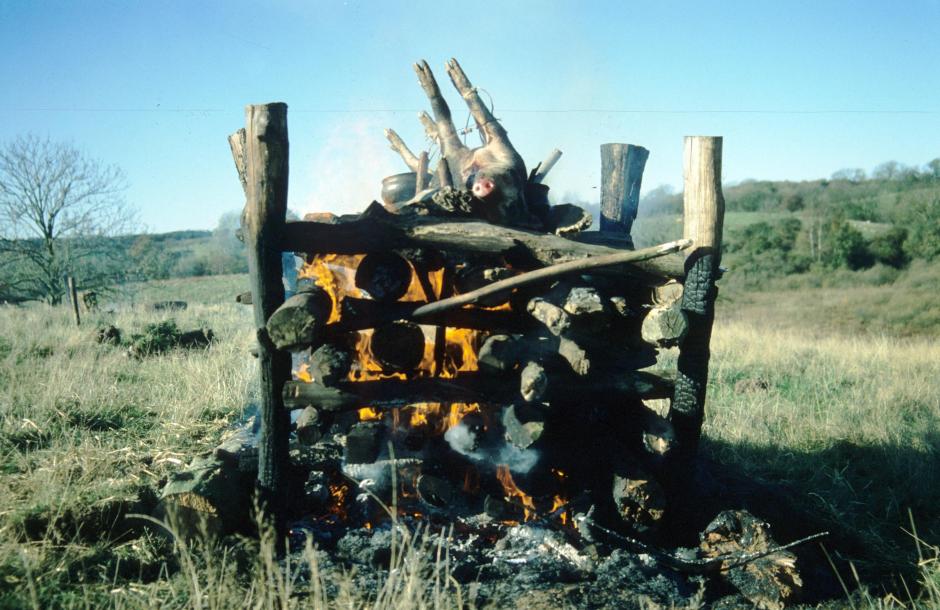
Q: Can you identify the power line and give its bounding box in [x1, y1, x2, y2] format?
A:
[4, 107, 940, 115]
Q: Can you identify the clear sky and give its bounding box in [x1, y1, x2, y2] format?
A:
[2, 0, 939, 232]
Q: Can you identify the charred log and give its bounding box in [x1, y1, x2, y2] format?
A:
[338, 297, 531, 333]
[502, 403, 546, 449]
[641, 301, 689, 348]
[369, 321, 426, 373]
[265, 287, 333, 351]
[308, 343, 353, 385]
[354, 252, 413, 302]
[345, 422, 385, 464]
[294, 406, 322, 445]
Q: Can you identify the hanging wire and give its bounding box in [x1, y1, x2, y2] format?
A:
[460, 87, 497, 147]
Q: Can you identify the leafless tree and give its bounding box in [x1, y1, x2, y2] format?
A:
[0, 135, 135, 303]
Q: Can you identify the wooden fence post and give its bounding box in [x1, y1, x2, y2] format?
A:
[235, 103, 292, 541]
[67, 276, 81, 326]
[600, 143, 650, 236]
[668, 136, 724, 460]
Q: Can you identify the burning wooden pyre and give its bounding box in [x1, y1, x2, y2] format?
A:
[156, 59, 823, 608]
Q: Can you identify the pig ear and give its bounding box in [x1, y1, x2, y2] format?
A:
[413, 60, 465, 157]
[445, 58, 510, 147]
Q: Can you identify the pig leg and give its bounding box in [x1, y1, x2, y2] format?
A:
[444, 58, 510, 147]
[413, 60, 465, 158]
[384, 128, 421, 172]
[418, 111, 438, 144]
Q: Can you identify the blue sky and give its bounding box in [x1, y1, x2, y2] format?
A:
[2, 0, 939, 232]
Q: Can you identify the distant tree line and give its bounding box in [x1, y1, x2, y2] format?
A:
[639, 156, 940, 279]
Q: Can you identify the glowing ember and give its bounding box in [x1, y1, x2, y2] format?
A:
[327, 482, 350, 517]
[496, 464, 536, 522]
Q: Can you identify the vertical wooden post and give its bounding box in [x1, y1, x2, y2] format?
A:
[600, 143, 650, 236]
[668, 136, 724, 460]
[67, 276, 80, 326]
[236, 103, 292, 540]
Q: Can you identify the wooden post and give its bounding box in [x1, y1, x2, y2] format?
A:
[66, 276, 80, 326]
[600, 143, 650, 236]
[233, 103, 292, 541]
[667, 136, 724, 460]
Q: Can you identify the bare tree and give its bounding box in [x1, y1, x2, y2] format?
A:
[0, 135, 135, 303]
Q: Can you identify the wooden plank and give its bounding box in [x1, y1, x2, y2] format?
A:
[668, 136, 725, 459]
[237, 103, 292, 541]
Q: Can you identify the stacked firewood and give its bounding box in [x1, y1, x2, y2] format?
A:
[256, 196, 691, 533]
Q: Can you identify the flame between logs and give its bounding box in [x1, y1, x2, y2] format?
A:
[496, 465, 537, 522]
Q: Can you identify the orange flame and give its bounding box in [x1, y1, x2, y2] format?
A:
[550, 495, 570, 526]
[401, 402, 480, 434]
[496, 465, 536, 522]
[295, 362, 313, 383]
[358, 407, 382, 422]
[298, 254, 363, 323]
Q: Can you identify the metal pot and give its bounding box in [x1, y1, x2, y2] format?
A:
[381, 172, 432, 209]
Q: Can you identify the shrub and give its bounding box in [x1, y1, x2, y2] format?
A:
[868, 227, 909, 268]
[901, 199, 940, 261]
[827, 222, 874, 270]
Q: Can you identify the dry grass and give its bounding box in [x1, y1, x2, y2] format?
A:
[703, 306, 940, 605]
[0, 273, 939, 607]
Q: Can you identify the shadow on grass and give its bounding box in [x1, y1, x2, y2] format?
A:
[665, 434, 940, 602]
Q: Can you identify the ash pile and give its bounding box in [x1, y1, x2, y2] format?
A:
[159, 58, 826, 608]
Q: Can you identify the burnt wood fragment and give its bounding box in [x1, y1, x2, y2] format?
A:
[612, 464, 666, 533]
[502, 404, 546, 449]
[345, 422, 385, 464]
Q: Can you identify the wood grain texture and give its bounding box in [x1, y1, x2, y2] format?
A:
[600, 143, 650, 235]
[241, 103, 292, 539]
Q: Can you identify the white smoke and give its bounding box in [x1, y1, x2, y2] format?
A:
[444, 421, 539, 474]
[299, 116, 404, 216]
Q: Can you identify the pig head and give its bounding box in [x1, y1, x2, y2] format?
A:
[385, 59, 536, 228]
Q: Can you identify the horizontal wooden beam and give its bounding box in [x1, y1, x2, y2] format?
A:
[282, 205, 685, 282]
[283, 368, 674, 412]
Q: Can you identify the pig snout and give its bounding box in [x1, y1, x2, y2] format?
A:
[471, 176, 496, 199]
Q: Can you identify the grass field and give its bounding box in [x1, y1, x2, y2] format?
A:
[0, 272, 938, 607]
